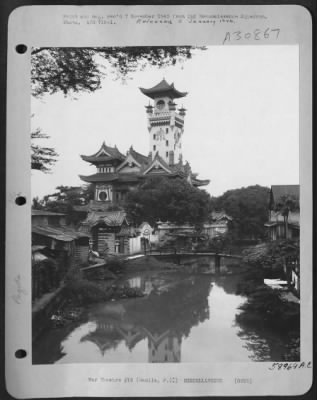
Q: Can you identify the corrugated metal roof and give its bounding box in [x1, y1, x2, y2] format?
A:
[32, 225, 90, 242]
[32, 210, 66, 216]
[32, 245, 47, 252]
[271, 185, 299, 203]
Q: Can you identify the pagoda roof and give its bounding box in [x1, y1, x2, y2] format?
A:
[83, 210, 128, 227]
[191, 177, 210, 187]
[142, 153, 173, 175]
[211, 210, 232, 221]
[117, 147, 150, 172]
[81, 142, 125, 164]
[139, 79, 187, 100]
[79, 173, 118, 183]
[129, 147, 150, 165]
[79, 172, 142, 184]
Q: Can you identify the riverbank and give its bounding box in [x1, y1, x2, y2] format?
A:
[32, 255, 179, 340]
[235, 268, 300, 361]
[33, 254, 300, 362]
[32, 262, 301, 364]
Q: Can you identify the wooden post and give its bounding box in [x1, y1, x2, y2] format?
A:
[215, 254, 220, 274]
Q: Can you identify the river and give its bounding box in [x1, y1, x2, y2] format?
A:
[33, 259, 298, 364]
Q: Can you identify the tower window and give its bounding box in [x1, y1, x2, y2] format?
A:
[153, 134, 156, 140]
[99, 191, 107, 201]
[153, 145, 156, 151]
[166, 128, 168, 133]
[166, 140, 169, 146]
[156, 100, 165, 110]
[166, 151, 168, 158]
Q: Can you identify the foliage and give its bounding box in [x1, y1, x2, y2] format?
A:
[125, 176, 211, 227]
[31, 46, 202, 98]
[274, 194, 299, 239]
[236, 284, 300, 333]
[274, 194, 299, 216]
[197, 233, 233, 253]
[242, 239, 299, 272]
[31, 46, 202, 173]
[63, 265, 111, 305]
[32, 185, 94, 225]
[31, 127, 58, 172]
[105, 255, 125, 273]
[210, 185, 270, 240]
[62, 279, 109, 305]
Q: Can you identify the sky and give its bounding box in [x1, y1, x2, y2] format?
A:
[31, 45, 299, 199]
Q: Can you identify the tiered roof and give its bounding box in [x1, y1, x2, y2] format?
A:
[139, 79, 187, 100]
[81, 142, 125, 164]
[80, 144, 209, 187]
[79, 172, 142, 183]
[129, 147, 150, 165]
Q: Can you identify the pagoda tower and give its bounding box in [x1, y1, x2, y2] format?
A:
[139, 79, 187, 166]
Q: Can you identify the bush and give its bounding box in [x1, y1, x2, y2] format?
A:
[62, 279, 110, 305]
[236, 284, 300, 333]
[106, 255, 125, 273]
[243, 239, 299, 269]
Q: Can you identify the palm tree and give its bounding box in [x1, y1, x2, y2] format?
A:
[274, 195, 299, 239]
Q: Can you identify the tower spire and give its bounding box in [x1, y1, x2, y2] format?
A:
[140, 79, 187, 164]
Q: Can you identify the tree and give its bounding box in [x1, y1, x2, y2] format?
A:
[243, 239, 299, 273]
[31, 128, 58, 172]
[274, 195, 299, 239]
[125, 176, 211, 227]
[31, 46, 203, 98]
[31, 46, 203, 171]
[33, 185, 94, 225]
[210, 185, 270, 240]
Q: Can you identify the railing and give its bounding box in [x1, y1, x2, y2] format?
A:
[147, 247, 242, 258]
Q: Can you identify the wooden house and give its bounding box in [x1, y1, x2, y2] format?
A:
[265, 185, 300, 240]
[80, 210, 131, 255]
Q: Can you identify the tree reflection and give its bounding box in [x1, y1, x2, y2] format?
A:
[81, 274, 212, 362]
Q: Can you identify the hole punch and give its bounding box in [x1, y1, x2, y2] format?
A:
[15, 349, 27, 359]
[15, 196, 26, 206]
[15, 44, 27, 54]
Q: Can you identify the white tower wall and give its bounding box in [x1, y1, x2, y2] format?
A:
[146, 96, 185, 165]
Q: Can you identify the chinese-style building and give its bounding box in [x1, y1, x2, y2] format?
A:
[79, 79, 210, 254]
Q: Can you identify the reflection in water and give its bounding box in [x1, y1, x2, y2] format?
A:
[74, 274, 210, 363]
[32, 268, 298, 364]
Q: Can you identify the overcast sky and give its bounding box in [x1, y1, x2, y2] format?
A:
[31, 45, 299, 199]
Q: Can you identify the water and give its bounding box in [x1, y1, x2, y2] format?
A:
[33, 265, 297, 364]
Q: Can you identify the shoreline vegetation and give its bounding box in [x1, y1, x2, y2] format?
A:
[33, 250, 300, 360]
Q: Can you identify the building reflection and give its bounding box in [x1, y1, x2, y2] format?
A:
[146, 329, 181, 363]
[79, 274, 211, 362]
[81, 321, 182, 362]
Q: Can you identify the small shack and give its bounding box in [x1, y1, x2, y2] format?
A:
[32, 225, 90, 274]
[80, 210, 131, 255]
